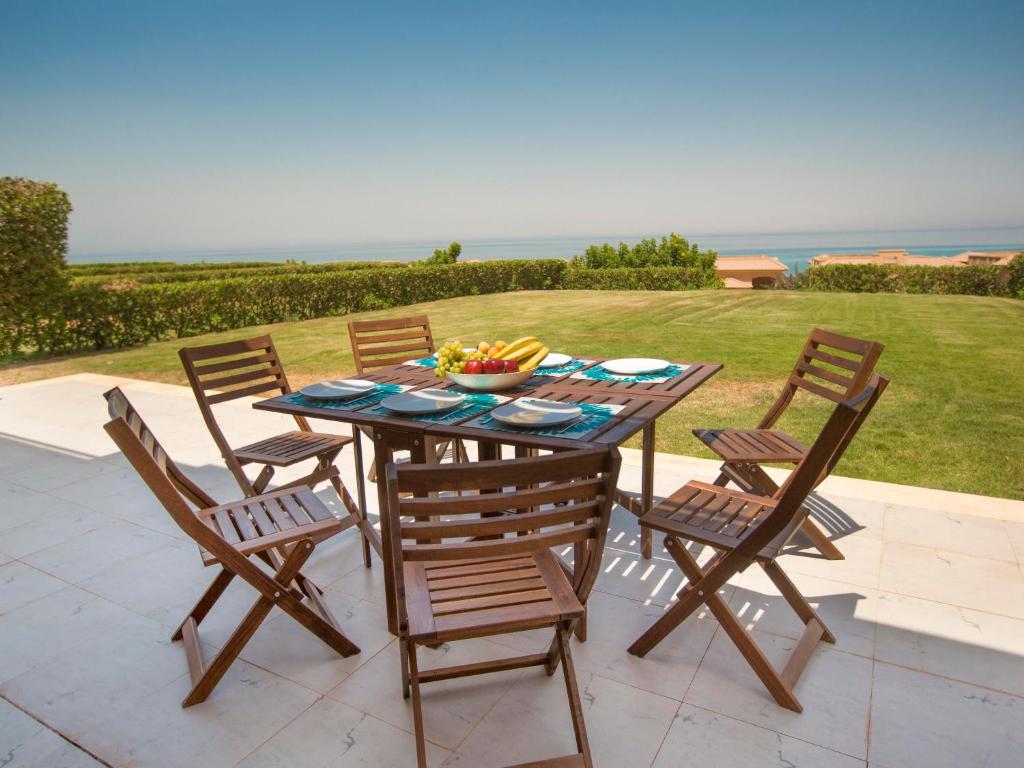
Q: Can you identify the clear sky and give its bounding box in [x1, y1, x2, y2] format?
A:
[2, 0, 1023, 255]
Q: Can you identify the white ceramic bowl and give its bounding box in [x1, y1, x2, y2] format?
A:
[446, 369, 535, 392]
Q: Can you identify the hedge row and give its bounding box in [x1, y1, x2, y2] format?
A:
[5, 260, 567, 356]
[66, 260, 272, 275]
[563, 266, 723, 291]
[804, 258, 1024, 296]
[71, 260, 410, 285]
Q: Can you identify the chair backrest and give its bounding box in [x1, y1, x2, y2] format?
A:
[178, 335, 310, 458]
[103, 388, 288, 587]
[348, 315, 436, 374]
[383, 446, 621, 634]
[818, 373, 888, 486]
[102, 387, 219, 541]
[736, 380, 882, 562]
[758, 328, 884, 429]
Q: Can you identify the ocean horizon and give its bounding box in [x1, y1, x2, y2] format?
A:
[70, 225, 1024, 273]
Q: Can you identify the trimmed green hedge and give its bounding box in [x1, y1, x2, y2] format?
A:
[805, 258, 1024, 296]
[1, 178, 72, 357]
[564, 266, 723, 291]
[72, 260, 410, 285]
[10, 260, 568, 356]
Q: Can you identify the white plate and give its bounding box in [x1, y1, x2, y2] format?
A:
[600, 358, 670, 376]
[490, 398, 582, 428]
[380, 388, 465, 415]
[537, 352, 573, 368]
[300, 379, 377, 400]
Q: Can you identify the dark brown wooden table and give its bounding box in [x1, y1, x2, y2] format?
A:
[254, 357, 721, 632]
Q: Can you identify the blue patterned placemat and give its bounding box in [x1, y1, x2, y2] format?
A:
[467, 400, 622, 439]
[404, 356, 437, 368]
[277, 383, 411, 411]
[571, 363, 691, 384]
[362, 391, 510, 424]
[531, 358, 591, 378]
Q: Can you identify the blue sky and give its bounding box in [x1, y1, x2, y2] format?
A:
[2, 0, 1022, 255]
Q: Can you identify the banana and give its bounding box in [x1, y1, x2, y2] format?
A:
[521, 345, 550, 370]
[511, 341, 542, 362]
[494, 336, 537, 360]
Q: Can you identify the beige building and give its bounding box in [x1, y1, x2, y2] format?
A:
[951, 251, 1018, 266]
[810, 248, 1020, 269]
[715, 254, 788, 288]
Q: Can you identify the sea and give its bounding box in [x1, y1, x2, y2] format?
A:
[70, 226, 1024, 274]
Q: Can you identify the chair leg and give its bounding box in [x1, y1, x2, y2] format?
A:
[182, 589, 277, 707]
[172, 568, 234, 641]
[760, 560, 836, 643]
[180, 540, 359, 707]
[556, 623, 594, 768]
[630, 534, 822, 712]
[400, 637, 411, 699]
[797, 518, 845, 561]
[407, 641, 428, 768]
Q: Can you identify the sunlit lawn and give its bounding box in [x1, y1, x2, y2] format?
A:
[4, 289, 1023, 499]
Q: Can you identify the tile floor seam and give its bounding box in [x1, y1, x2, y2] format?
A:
[865, 655, 876, 765]
[227, 694, 323, 768]
[872, 584, 1024, 622]
[0, 690, 116, 768]
[445, 665, 530, 757]
[646, 698, 685, 768]
[679, 700, 873, 765]
[868, 657, 1024, 700]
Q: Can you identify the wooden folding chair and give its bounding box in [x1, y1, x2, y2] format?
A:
[629, 377, 886, 712]
[348, 314, 466, 471]
[179, 335, 376, 567]
[384, 446, 621, 768]
[693, 328, 884, 560]
[102, 387, 360, 707]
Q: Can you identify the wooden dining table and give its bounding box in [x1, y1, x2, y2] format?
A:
[254, 356, 722, 633]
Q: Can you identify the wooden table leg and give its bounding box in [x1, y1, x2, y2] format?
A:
[373, 430, 400, 636]
[640, 422, 656, 559]
[352, 428, 372, 568]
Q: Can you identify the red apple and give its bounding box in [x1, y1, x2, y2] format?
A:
[482, 358, 505, 374]
[503, 359, 519, 373]
[464, 359, 484, 375]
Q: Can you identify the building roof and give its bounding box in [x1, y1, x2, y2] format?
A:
[715, 254, 788, 272]
[951, 251, 1019, 266]
[809, 249, 959, 267]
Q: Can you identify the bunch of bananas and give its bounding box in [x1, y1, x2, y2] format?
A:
[491, 336, 549, 370]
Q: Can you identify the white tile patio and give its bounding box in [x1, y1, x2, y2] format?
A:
[1, 373, 1022, 767]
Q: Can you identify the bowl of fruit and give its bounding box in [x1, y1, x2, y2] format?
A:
[437, 337, 549, 392]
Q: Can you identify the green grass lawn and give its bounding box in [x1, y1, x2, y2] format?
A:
[4, 289, 1022, 500]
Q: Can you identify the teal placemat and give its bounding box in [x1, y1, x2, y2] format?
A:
[404, 356, 437, 368]
[277, 383, 410, 411]
[532, 358, 591, 378]
[571, 363, 691, 384]
[363, 391, 510, 424]
[468, 401, 621, 439]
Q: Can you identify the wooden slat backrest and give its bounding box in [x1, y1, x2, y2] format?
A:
[758, 328, 884, 429]
[737, 382, 878, 562]
[103, 387, 226, 542]
[178, 335, 311, 466]
[384, 447, 621, 630]
[348, 315, 435, 374]
[818, 373, 889, 485]
[103, 388, 319, 605]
